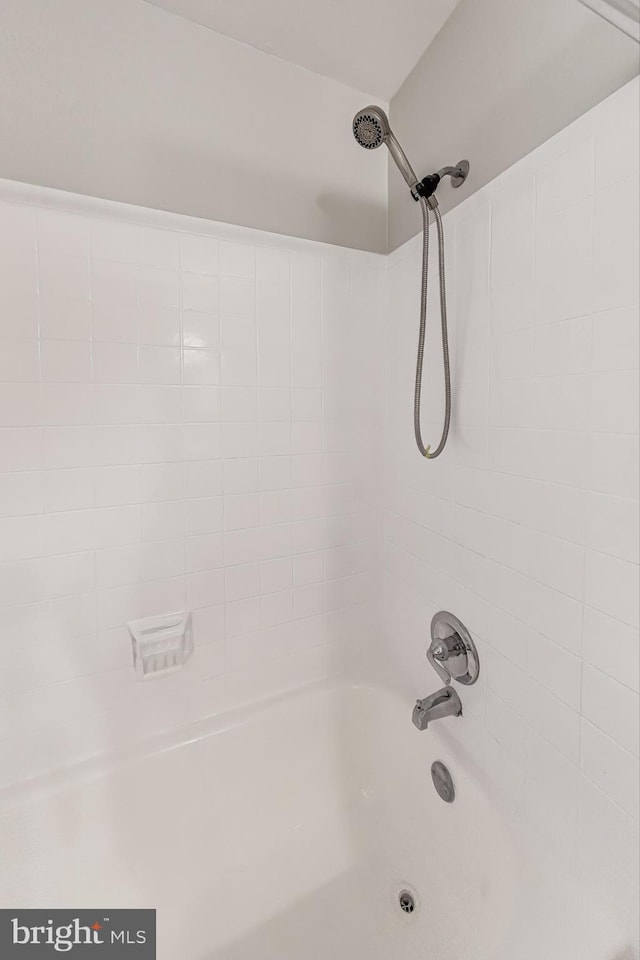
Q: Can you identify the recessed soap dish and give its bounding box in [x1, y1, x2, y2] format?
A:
[127, 612, 192, 678]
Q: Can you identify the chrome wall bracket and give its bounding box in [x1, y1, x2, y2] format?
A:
[428, 611, 480, 686]
[412, 159, 470, 202]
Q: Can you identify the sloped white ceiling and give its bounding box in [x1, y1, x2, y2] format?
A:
[142, 0, 461, 98]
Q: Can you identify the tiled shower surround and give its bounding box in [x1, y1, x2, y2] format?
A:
[385, 77, 639, 942]
[0, 189, 384, 786]
[0, 76, 638, 947]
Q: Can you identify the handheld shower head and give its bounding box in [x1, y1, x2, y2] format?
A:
[352, 106, 389, 149]
[352, 105, 419, 192]
[352, 106, 471, 464]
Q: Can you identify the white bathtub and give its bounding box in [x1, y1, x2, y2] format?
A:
[0, 682, 632, 959]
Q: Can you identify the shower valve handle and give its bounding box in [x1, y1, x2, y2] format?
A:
[427, 633, 465, 685]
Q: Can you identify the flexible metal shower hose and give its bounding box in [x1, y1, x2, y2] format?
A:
[413, 196, 451, 459]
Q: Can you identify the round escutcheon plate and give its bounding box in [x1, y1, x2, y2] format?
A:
[430, 611, 480, 685]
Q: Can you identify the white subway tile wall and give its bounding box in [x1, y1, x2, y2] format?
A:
[0, 195, 384, 787]
[385, 78, 639, 944]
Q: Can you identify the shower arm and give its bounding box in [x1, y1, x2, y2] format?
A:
[412, 161, 470, 202]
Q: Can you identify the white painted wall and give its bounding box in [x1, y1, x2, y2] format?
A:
[389, 0, 640, 250]
[143, 0, 462, 99]
[0, 0, 387, 252]
[4, 0, 636, 257]
[0, 182, 384, 787]
[383, 78, 639, 951]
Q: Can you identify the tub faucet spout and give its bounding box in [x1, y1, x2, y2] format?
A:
[412, 687, 462, 731]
